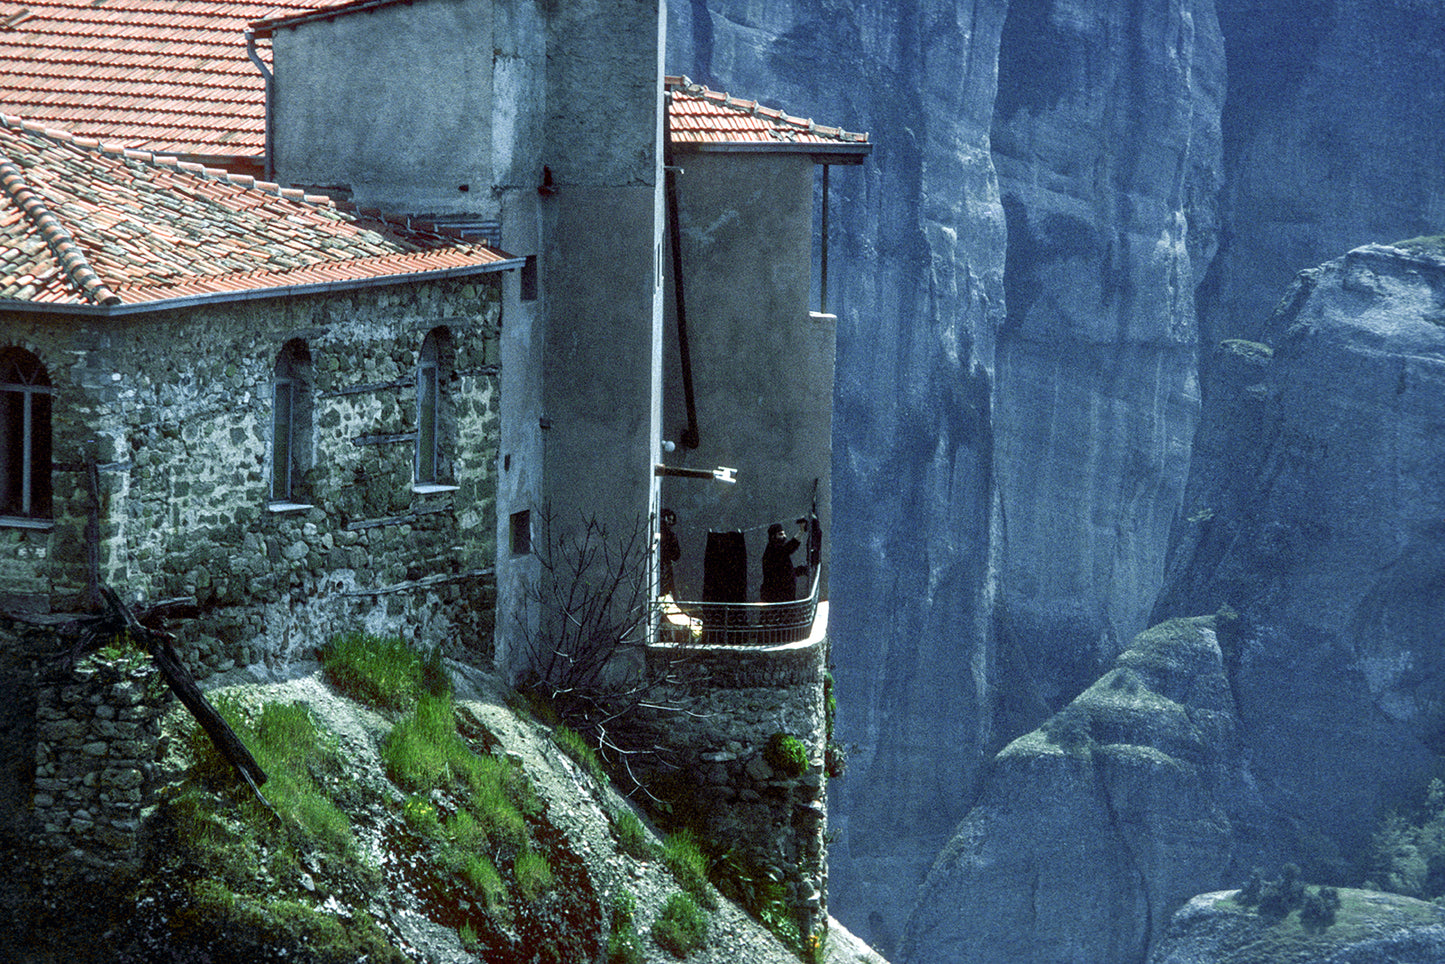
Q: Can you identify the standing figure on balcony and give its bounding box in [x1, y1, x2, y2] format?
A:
[659, 508, 681, 597]
[760, 520, 806, 602]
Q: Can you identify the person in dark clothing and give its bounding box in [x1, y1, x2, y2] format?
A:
[760, 520, 804, 603]
[659, 508, 681, 597]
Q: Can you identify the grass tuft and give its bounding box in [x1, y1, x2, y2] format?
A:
[612, 808, 654, 859]
[554, 724, 607, 783]
[663, 830, 717, 909]
[652, 892, 708, 958]
[320, 632, 446, 712]
[515, 849, 555, 901]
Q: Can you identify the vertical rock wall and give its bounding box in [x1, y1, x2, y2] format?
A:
[990, 0, 1222, 730]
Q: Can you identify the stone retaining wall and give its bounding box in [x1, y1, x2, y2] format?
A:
[637, 628, 830, 938]
[31, 652, 166, 873]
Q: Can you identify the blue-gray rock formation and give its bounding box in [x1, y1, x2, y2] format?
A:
[989, 0, 1221, 736]
[1154, 240, 1445, 875]
[901, 616, 1265, 964]
[1150, 889, 1445, 964]
[669, 0, 1445, 957]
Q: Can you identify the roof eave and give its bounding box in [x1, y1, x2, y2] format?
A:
[250, 0, 418, 37]
[0, 257, 522, 319]
[672, 141, 872, 164]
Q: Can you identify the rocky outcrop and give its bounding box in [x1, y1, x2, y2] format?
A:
[1204, 1, 1445, 350]
[1154, 241, 1445, 872]
[1149, 889, 1445, 964]
[901, 616, 1264, 964]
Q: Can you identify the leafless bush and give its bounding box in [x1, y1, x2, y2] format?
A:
[515, 506, 690, 793]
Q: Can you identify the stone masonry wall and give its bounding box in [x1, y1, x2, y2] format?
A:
[0, 276, 502, 674]
[31, 650, 166, 873]
[0, 619, 168, 949]
[636, 632, 830, 938]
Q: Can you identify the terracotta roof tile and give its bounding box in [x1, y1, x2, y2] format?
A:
[0, 114, 515, 309]
[665, 76, 870, 153]
[0, 0, 352, 158]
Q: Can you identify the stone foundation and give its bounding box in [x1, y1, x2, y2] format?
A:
[637, 624, 830, 937]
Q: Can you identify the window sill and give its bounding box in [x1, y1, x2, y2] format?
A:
[412, 483, 460, 495]
[267, 501, 315, 514]
[0, 516, 53, 531]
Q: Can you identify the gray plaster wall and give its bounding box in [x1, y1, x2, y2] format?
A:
[660, 152, 834, 602]
[269, 0, 499, 215]
[491, 1, 549, 669]
[535, 0, 666, 538]
[0, 277, 502, 672]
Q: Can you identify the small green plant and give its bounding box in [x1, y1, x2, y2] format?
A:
[464, 855, 508, 913]
[401, 794, 441, 836]
[554, 724, 607, 783]
[607, 891, 643, 964]
[764, 732, 808, 777]
[652, 892, 708, 958]
[1300, 886, 1341, 932]
[662, 830, 717, 909]
[515, 849, 555, 901]
[713, 850, 803, 954]
[1234, 864, 1338, 928]
[612, 808, 654, 859]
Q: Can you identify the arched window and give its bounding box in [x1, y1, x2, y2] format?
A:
[415, 328, 453, 488]
[0, 348, 52, 521]
[271, 339, 313, 505]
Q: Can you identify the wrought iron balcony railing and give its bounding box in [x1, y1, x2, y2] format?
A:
[656, 570, 820, 646]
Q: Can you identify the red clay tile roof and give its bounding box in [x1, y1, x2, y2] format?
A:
[0, 5, 871, 165]
[0, 114, 516, 310]
[0, 0, 350, 159]
[665, 76, 870, 157]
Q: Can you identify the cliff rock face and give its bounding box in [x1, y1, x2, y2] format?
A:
[668, 0, 1445, 954]
[1204, 1, 1445, 348]
[990, 0, 1222, 728]
[900, 617, 1261, 964]
[1154, 242, 1445, 870]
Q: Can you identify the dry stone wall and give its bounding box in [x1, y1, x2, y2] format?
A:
[0, 276, 502, 672]
[637, 632, 830, 937]
[30, 650, 166, 873]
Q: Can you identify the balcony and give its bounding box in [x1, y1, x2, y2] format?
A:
[656, 570, 820, 647]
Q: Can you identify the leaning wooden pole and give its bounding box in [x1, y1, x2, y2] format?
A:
[90, 585, 269, 798]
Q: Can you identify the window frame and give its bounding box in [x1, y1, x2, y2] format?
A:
[413, 328, 458, 494]
[270, 340, 314, 509]
[0, 348, 53, 527]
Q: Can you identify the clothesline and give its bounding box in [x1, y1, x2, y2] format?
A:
[665, 515, 813, 537]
